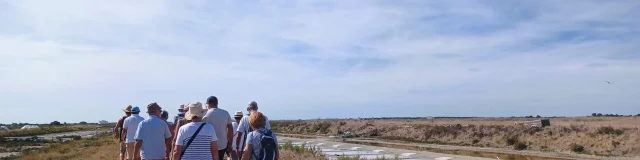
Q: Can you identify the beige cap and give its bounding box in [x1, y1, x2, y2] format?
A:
[185, 102, 205, 120]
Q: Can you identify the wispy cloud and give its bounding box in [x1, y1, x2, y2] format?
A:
[1, 0, 639, 123]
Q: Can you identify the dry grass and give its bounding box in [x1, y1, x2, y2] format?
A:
[14, 132, 328, 160]
[272, 117, 640, 157]
[18, 132, 118, 160]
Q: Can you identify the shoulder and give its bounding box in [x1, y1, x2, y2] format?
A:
[204, 123, 215, 131]
[218, 108, 230, 114]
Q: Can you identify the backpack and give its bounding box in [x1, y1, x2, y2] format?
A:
[252, 129, 276, 160]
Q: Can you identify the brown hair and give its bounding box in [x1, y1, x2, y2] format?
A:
[248, 112, 266, 129]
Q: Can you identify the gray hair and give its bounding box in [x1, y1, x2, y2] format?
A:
[248, 101, 258, 110]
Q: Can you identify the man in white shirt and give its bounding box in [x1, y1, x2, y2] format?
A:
[234, 101, 270, 156]
[202, 96, 233, 160]
[122, 106, 144, 160]
[230, 111, 243, 160]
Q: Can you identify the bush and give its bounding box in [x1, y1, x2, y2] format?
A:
[571, 144, 585, 153]
[50, 121, 62, 125]
[597, 126, 624, 135]
[79, 121, 88, 125]
[514, 142, 528, 150]
[506, 135, 518, 145]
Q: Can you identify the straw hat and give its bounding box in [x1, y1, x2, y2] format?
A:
[185, 102, 205, 120]
[123, 105, 133, 112]
[234, 111, 243, 118]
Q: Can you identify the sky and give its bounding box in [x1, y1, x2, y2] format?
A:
[1, 0, 639, 124]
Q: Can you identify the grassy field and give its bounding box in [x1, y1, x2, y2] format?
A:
[9, 131, 400, 160]
[271, 117, 640, 157]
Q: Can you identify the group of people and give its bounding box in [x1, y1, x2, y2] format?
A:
[113, 96, 278, 160]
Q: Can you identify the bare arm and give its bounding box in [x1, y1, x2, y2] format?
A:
[121, 128, 128, 142]
[241, 144, 252, 160]
[226, 123, 233, 152]
[114, 118, 123, 138]
[165, 138, 171, 158]
[172, 145, 183, 160]
[235, 131, 243, 151]
[172, 121, 182, 148]
[134, 140, 142, 160]
[211, 141, 219, 160]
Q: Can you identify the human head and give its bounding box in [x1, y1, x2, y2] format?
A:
[248, 111, 266, 130]
[185, 102, 205, 122]
[160, 110, 169, 121]
[247, 101, 258, 113]
[206, 96, 218, 108]
[184, 103, 190, 112]
[131, 106, 141, 114]
[123, 105, 133, 116]
[147, 102, 162, 116]
[234, 111, 243, 122]
[177, 104, 185, 113]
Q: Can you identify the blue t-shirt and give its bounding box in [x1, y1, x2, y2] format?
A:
[134, 115, 172, 159]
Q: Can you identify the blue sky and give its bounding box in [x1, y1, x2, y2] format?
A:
[1, 0, 639, 124]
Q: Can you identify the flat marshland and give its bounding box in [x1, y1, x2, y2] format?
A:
[272, 117, 640, 157]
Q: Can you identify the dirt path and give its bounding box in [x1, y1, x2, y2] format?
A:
[280, 134, 640, 160]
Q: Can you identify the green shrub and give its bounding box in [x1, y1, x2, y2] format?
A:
[506, 135, 518, 145]
[571, 144, 585, 153]
[514, 142, 528, 150]
[597, 126, 623, 135]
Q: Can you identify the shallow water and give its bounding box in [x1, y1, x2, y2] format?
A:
[281, 140, 428, 160]
[344, 140, 570, 160]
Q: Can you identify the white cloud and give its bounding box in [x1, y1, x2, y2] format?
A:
[1, 0, 639, 123]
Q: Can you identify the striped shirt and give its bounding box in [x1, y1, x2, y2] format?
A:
[175, 122, 217, 160]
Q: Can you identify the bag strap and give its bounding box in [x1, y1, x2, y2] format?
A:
[180, 123, 206, 158]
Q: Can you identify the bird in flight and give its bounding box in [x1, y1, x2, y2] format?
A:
[606, 81, 612, 84]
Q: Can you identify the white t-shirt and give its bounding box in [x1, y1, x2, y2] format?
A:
[231, 121, 239, 151]
[122, 114, 145, 143]
[175, 122, 217, 160]
[236, 114, 270, 150]
[202, 108, 233, 150]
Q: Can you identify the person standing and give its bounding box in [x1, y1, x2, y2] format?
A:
[122, 106, 144, 160]
[235, 101, 271, 156]
[202, 96, 233, 160]
[230, 111, 243, 160]
[240, 112, 278, 160]
[173, 105, 185, 126]
[172, 102, 219, 160]
[172, 104, 191, 157]
[134, 103, 172, 160]
[114, 105, 133, 160]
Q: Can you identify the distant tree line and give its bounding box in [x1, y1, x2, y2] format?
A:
[591, 113, 639, 117]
